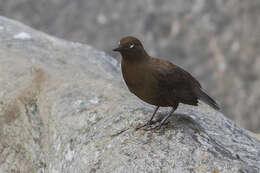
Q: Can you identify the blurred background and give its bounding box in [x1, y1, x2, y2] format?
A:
[0, 0, 260, 132]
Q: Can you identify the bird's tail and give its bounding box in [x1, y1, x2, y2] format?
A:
[197, 88, 220, 110]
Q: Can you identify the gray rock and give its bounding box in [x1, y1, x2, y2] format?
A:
[0, 16, 259, 173]
[1, 0, 260, 132]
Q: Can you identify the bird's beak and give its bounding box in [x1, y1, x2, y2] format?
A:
[113, 45, 123, 52]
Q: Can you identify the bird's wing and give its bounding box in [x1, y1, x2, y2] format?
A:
[150, 59, 200, 105]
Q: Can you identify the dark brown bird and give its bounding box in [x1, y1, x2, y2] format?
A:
[113, 36, 220, 130]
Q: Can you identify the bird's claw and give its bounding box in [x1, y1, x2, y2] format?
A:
[135, 120, 157, 131]
[143, 123, 162, 131]
[135, 122, 151, 131]
[140, 120, 170, 131]
[136, 122, 163, 131]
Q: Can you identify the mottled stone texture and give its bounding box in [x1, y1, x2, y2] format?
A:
[1, 0, 260, 132]
[0, 16, 259, 173]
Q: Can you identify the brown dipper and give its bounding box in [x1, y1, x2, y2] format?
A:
[113, 36, 220, 130]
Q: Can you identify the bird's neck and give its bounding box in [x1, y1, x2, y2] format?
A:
[121, 50, 150, 63]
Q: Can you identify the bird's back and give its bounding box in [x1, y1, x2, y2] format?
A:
[149, 58, 220, 110]
[148, 58, 201, 107]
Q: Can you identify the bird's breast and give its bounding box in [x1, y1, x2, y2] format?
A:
[121, 60, 159, 105]
[122, 62, 146, 91]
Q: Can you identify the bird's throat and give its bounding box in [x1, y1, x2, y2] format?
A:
[120, 51, 149, 63]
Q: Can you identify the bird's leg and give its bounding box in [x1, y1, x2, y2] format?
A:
[135, 106, 159, 130]
[147, 106, 160, 124]
[146, 106, 176, 130]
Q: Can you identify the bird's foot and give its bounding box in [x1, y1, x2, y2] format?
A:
[135, 120, 157, 131]
[143, 121, 169, 131]
[135, 119, 167, 131]
[143, 123, 163, 131]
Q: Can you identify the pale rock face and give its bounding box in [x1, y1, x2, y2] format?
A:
[13, 32, 32, 40]
[0, 16, 259, 173]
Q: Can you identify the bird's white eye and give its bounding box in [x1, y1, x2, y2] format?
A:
[130, 44, 135, 48]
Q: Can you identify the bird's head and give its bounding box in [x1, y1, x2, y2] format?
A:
[113, 36, 148, 60]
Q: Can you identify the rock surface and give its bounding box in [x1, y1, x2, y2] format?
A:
[1, 0, 260, 132]
[0, 16, 260, 173]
